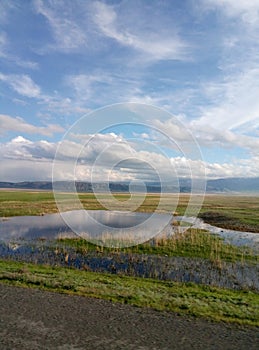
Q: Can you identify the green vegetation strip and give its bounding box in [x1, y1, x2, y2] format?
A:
[58, 229, 258, 263]
[0, 259, 258, 326]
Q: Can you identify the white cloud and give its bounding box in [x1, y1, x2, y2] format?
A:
[13, 59, 39, 70]
[197, 77, 259, 138]
[0, 72, 90, 117]
[198, 68, 259, 131]
[0, 114, 64, 136]
[92, 1, 188, 62]
[1, 136, 57, 161]
[171, 64, 257, 156]
[65, 74, 113, 101]
[0, 73, 41, 98]
[34, 0, 87, 52]
[152, 118, 192, 142]
[1, 133, 258, 181]
[205, 157, 259, 178]
[171, 156, 259, 179]
[65, 72, 143, 107]
[190, 121, 259, 154]
[0, 158, 54, 182]
[0, 29, 38, 69]
[201, 0, 259, 26]
[0, 1, 14, 24]
[0, 134, 178, 182]
[152, 113, 259, 158]
[0, 31, 7, 57]
[180, 2, 259, 158]
[32, 0, 189, 61]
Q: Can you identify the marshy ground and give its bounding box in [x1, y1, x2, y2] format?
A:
[0, 191, 258, 348]
[1, 191, 259, 233]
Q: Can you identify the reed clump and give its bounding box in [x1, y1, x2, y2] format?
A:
[57, 228, 258, 264]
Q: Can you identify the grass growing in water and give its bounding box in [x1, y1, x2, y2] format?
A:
[0, 259, 258, 326]
[57, 228, 258, 264]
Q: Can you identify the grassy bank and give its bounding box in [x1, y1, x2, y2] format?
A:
[0, 259, 258, 326]
[198, 195, 259, 232]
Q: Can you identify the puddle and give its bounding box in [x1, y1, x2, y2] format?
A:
[0, 210, 172, 245]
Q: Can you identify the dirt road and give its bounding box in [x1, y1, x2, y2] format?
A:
[0, 283, 258, 349]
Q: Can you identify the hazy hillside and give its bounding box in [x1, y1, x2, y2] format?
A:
[206, 177, 259, 192]
[0, 177, 258, 193]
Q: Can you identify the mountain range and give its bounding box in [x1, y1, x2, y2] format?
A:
[0, 177, 258, 193]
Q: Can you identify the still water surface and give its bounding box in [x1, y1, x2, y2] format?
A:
[0, 210, 258, 251]
[0, 210, 172, 244]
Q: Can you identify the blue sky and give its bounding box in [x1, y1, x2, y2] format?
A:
[0, 0, 259, 182]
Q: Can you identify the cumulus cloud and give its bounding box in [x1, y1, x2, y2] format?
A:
[0, 133, 182, 182]
[0, 136, 56, 181]
[1, 112, 257, 183]
[1, 132, 258, 182]
[0, 136, 57, 161]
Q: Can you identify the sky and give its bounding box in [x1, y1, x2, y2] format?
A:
[0, 0, 259, 183]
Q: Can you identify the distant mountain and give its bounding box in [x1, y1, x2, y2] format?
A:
[206, 177, 259, 193]
[0, 181, 53, 190]
[0, 177, 258, 193]
[0, 180, 177, 193]
[0, 181, 164, 193]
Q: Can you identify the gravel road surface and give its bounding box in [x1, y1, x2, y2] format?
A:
[0, 283, 258, 350]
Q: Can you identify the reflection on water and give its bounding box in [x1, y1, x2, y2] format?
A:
[0, 212, 72, 241]
[0, 210, 172, 244]
[0, 211, 258, 251]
